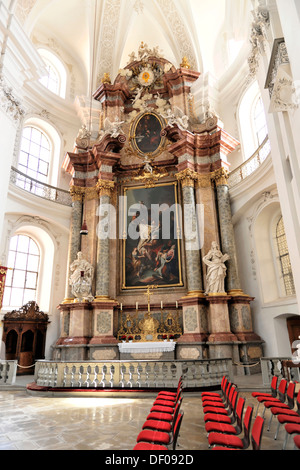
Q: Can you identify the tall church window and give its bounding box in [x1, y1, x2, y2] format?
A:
[3, 235, 40, 308]
[18, 126, 51, 189]
[253, 96, 268, 147]
[276, 216, 296, 296]
[39, 58, 60, 95]
[238, 81, 269, 160]
[38, 48, 67, 99]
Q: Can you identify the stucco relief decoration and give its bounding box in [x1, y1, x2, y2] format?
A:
[266, 39, 299, 112]
[0, 77, 25, 124]
[121, 42, 173, 122]
[247, 7, 270, 81]
[69, 252, 94, 302]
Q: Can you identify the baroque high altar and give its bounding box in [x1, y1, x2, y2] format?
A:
[54, 44, 263, 368]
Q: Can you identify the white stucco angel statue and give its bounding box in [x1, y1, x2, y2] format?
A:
[203, 242, 230, 294]
[162, 106, 189, 130]
[103, 116, 125, 138]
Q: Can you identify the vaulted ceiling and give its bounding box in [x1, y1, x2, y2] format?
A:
[16, 0, 255, 96]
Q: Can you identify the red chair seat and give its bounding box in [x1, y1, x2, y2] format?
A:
[208, 432, 244, 449]
[153, 399, 176, 407]
[157, 392, 177, 397]
[204, 413, 232, 424]
[203, 406, 229, 415]
[133, 442, 168, 450]
[150, 405, 174, 413]
[136, 429, 170, 445]
[264, 400, 289, 409]
[205, 422, 238, 435]
[277, 414, 300, 424]
[294, 435, 300, 449]
[142, 420, 172, 432]
[147, 411, 173, 421]
[285, 423, 300, 434]
[202, 399, 225, 406]
[271, 407, 299, 417]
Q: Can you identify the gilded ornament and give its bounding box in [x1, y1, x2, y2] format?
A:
[96, 179, 115, 197]
[212, 168, 229, 186]
[176, 169, 198, 188]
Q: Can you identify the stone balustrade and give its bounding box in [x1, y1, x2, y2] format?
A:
[34, 358, 234, 389]
[0, 360, 17, 385]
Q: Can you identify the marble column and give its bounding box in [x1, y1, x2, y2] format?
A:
[94, 180, 115, 300]
[213, 168, 242, 295]
[63, 187, 83, 302]
[176, 170, 207, 351]
[176, 169, 204, 296]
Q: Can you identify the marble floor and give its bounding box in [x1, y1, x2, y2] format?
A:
[0, 376, 298, 452]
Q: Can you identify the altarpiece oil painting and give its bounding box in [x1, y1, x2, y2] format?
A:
[122, 182, 183, 289]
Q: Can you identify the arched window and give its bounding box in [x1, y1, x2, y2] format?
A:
[238, 81, 269, 160]
[38, 48, 67, 99]
[39, 59, 60, 95]
[16, 118, 62, 188]
[3, 235, 40, 308]
[275, 216, 296, 296]
[18, 126, 51, 184]
[253, 95, 268, 147]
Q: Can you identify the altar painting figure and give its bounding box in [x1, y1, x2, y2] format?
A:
[123, 183, 182, 289]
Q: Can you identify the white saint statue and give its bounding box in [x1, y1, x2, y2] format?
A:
[69, 252, 94, 302]
[203, 242, 229, 294]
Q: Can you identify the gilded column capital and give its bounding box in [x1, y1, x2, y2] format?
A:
[96, 179, 115, 198]
[176, 168, 198, 188]
[195, 174, 213, 189]
[212, 168, 229, 187]
[85, 186, 99, 201]
[70, 186, 85, 202]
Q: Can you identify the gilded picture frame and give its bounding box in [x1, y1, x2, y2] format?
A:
[122, 182, 183, 290]
[129, 110, 167, 160]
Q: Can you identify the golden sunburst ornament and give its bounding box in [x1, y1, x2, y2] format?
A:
[138, 67, 155, 87]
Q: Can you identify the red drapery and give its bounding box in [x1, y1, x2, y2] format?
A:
[0, 266, 8, 311]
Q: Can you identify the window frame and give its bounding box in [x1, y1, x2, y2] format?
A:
[3, 234, 41, 309]
[38, 48, 67, 99]
[275, 216, 296, 297]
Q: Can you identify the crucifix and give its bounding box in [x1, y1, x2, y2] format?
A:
[144, 285, 157, 313]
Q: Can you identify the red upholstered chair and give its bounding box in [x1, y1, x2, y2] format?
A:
[153, 389, 182, 407]
[201, 376, 228, 402]
[283, 423, 300, 450]
[259, 379, 288, 418]
[272, 390, 300, 441]
[203, 386, 237, 416]
[208, 406, 254, 450]
[252, 375, 278, 416]
[202, 381, 234, 405]
[157, 376, 183, 399]
[211, 416, 265, 451]
[264, 381, 296, 431]
[205, 397, 245, 436]
[251, 416, 265, 450]
[146, 397, 183, 423]
[142, 398, 182, 433]
[204, 390, 238, 426]
[293, 434, 300, 449]
[134, 412, 184, 450]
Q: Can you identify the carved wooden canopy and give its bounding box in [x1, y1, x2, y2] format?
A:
[4, 301, 49, 322]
